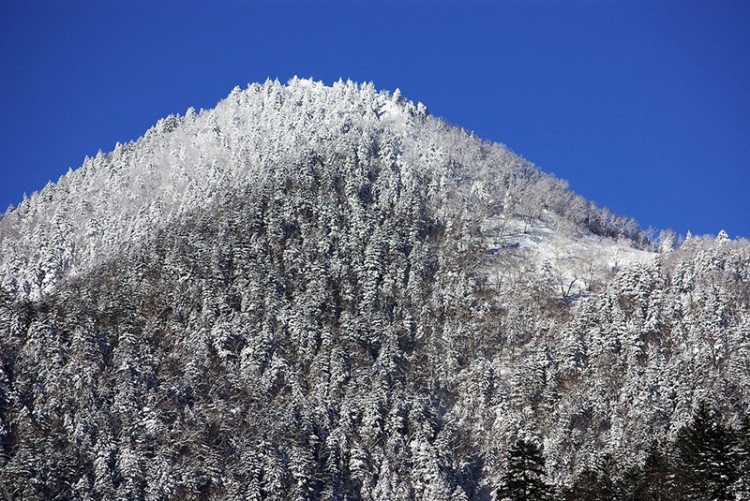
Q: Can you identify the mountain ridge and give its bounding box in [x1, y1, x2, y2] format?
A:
[1, 78, 748, 499]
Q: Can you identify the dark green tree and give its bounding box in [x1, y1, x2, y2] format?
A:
[671, 402, 738, 500]
[732, 413, 750, 498]
[635, 440, 676, 501]
[496, 439, 550, 501]
[562, 454, 634, 501]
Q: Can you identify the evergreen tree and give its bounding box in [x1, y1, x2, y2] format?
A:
[562, 454, 630, 501]
[671, 402, 738, 500]
[496, 439, 550, 501]
[731, 413, 750, 498]
[635, 440, 676, 501]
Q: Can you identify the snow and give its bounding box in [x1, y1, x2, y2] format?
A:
[0, 77, 652, 305]
[482, 213, 657, 298]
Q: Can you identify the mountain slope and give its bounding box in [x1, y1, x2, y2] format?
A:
[0, 79, 748, 500]
[0, 78, 643, 300]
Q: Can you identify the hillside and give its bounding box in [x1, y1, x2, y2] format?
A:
[1, 79, 748, 500]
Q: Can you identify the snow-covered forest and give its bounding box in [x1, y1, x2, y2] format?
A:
[1, 79, 748, 499]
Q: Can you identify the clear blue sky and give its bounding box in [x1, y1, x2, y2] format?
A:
[2, 0, 748, 238]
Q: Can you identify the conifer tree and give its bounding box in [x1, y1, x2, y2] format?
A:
[635, 440, 675, 501]
[731, 413, 750, 498]
[562, 454, 628, 501]
[496, 439, 550, 501]
[671, 402, 738, 500]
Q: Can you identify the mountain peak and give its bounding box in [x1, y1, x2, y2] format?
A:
[2, 78, 629, 299]
[2, 79, 749, 499]
[2, 79, 654, 302]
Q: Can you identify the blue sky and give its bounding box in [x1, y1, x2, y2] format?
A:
[1, 0, 748, 238]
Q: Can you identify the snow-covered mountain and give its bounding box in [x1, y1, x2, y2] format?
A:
[1, 79, 748, 500]
[0, 78, 643, 300]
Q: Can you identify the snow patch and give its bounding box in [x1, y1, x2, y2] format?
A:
[482, 214, 656, 298]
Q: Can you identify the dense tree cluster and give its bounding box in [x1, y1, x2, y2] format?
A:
[559, 402, 749, 500]
[492, 404, 750, 500]
[0, 80, 748, 499]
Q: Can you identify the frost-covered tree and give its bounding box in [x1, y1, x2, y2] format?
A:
[671, 402, 738, 500]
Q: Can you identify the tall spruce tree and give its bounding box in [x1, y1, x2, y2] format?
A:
[496, 439, 550, 501]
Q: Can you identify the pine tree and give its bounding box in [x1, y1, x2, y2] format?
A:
[496, 439, 550, 501]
